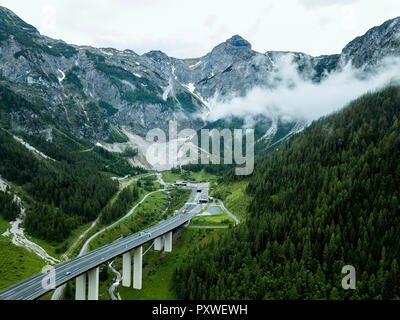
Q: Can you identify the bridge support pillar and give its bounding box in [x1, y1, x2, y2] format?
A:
[133, 246, 142, 290]
[122, 251, 131, 287]
[75, 274, 86, 300]
[154, 236, 164, 251]
[88, 267, 99, 300]
[164, 231, 172, 252]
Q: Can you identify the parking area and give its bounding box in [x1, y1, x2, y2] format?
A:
[197, 205, 222, 216]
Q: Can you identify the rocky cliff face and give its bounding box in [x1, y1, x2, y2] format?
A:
[0, 6, 207, 140]
[338, 17, 400, 69]
[0, 6, 399, 162]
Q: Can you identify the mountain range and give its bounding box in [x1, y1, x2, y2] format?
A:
[0, 6, 400, 168]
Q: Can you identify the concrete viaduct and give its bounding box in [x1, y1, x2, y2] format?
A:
[0, 189, 200, 300]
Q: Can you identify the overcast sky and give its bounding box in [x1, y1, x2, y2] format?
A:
[1, 0, 399, 58]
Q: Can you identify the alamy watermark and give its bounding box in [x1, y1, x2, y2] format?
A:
[145, 121, 254, 176]
[341, 265, 356, 290]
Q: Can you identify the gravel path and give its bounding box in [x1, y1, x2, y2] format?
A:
[1, 176, 60, 265]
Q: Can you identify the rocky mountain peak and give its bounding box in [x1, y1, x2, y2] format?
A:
[225, 35, 252, 49]
[339, 16, 400, 69]
[143, 50, 170, 63]
[209, 34, 254, 62]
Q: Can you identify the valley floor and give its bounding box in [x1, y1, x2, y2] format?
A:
[0, 168, 246, 300]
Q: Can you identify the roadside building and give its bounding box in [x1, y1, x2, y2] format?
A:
[198, 189, 209, 204]
[186, 181, 197, 188]
[174, 180, 187, 187]
[199, 193, 209, 204]
[197, 183, 210, 193]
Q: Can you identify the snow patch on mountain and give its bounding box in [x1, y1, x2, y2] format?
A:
[171, 65, 178, 80]
[186, 83, 195, 93]
[189, 61, 202, 70]
[162, 78, 174, 101]
[100, 49, 114, 56]
[57, 69, 65, 84]
[259, 121, 278, 141]
[181, 83, 209, 109]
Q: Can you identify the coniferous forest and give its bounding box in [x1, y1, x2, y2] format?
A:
[173, 86, 400, 300]
[0, 188, 20, 222]
[0, 128, 119, 242]
[0, 87, 146, 242]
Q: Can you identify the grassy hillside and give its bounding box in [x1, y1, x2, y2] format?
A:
[89, 191, 169, 251]
[211, 180, 252, 221]
[190, 205, 235, 227]
[0, 216, 45, 291]
[162, 169, 218, 184]
[88, 186, 191, 252]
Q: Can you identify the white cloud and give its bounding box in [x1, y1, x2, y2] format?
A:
[207, 57, 400, 123]
[299, 0, 359, 9]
